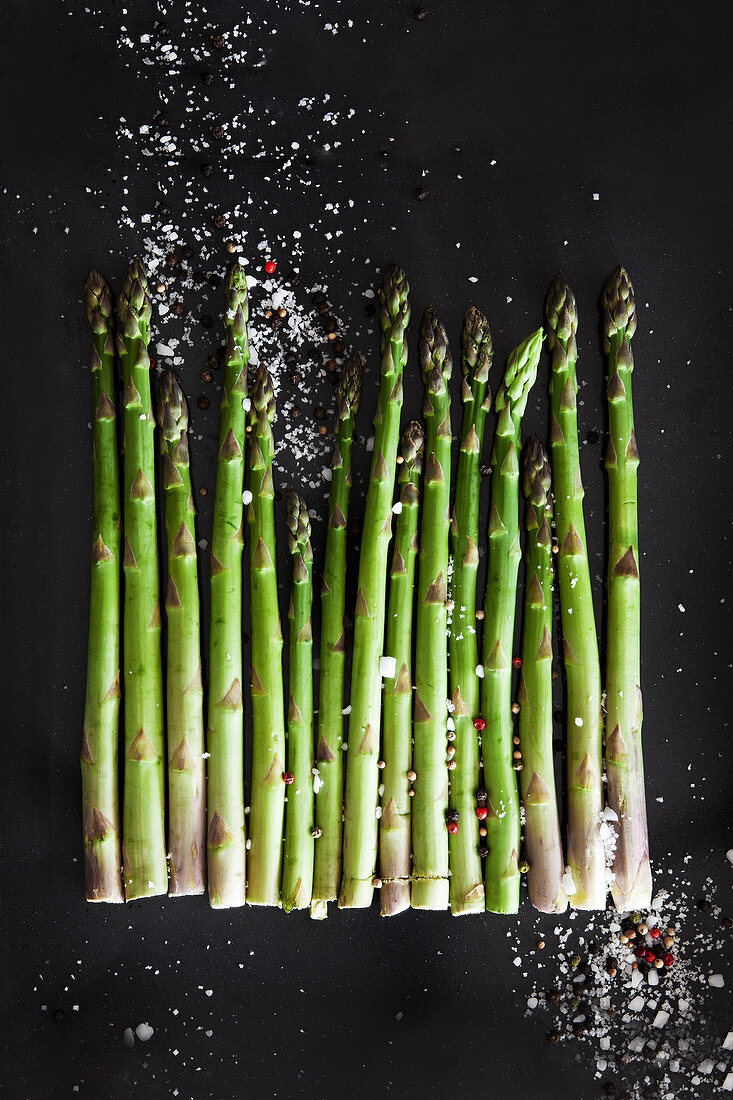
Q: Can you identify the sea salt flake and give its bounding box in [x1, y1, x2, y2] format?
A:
[653, 1010, 669, 1027]
[723, 1031, 733, 1051]
[697, 1058, 715, 1074]
[135, 1023, 154, 1041]
[380, 656, 396, 678]
[709, 974, 725, 988]
[628, 995, 646, 1012]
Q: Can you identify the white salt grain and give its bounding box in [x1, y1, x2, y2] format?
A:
[135, 1023, 154, 1041]
[709, 974, 725, 988]
[380, 656, 396, 678]
[653, 1010, 670, 1027]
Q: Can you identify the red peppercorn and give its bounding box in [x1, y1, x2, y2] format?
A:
[473, 717, 486, 731]
[283, 772, 295, 785]
[644, 949, 656, 963]
[512, 657, 523, 669]
[475, 806, 488, 820]
[447, 821, 459, 834]
[663, 953, 674, 967]
[635, 945, 646, 958]
[264, 260, 276, 274]
[649, 927, 661, 939]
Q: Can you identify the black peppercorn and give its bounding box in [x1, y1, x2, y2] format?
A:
[212, 33, 227, 49]
[478, 845, 489, 858]
[445, 808, 459, 824]
[333, 340, 346, 356]
[201, 163, 214, 177]
[202, 71, 214, 86]
[197, 395, 210, 409]
[200, 314, 214, 328]
[476, 788, 488, 806]
[211, 124, 225, 140]
[171, 301, 184, 317]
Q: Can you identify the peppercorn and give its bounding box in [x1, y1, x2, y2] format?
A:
[546, 1030, 561, 1045]
[200, 314, 214, 328]
[202, 370, 212, 384]
[447, 821, 459, 834]
[569, 955, 581, 969]
[171, 301, 184, 317]
[199, 487, 208, 497]
[476, 788, 488, 806]
[511, 702, 520, 714]
[283, 772, 295, 785]
[323, 316, 337, 333]
[480, 463, 492, 477]
[512, 657, 522, 669]
[663, 953, 673, 966]
[284, 351, 297, 366]
[311, 826, 322, 838]
[649, 927, 660, 940]
[291, 406, 302, 419]
[166, 252, 178, 268]
[475, 806, 488, 820]
[212, 213, 227, 229]
[696, 897, 711, 911]
[202, 71, 215, 86]
[473, 717, 486, 731]
[478, 825, 487, 837]
[197, 395, 210, 410]
[377, 760, 386, 770]
[211, 124, 225, 140]
[407, 769, 417, 782]
[518, 860, 529, 873]
[207, 354, 219, 370]
[314, 406, 327, 421]
[212, 33, 227, 49]
[478, 845, 489, 858]
[333, 340, 346, 356]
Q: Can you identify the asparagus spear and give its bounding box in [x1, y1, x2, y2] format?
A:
[411, 308, 453, 911]
[447, 307, 493, 915]
[602, 266, 652, 912]
[206, 264, 249, 908]
[379, 420, 424, 917]
[545, 274, 606, 909]
[81, 271, 123, 903]
[518, 436, 568, 913]
[481, 328, 543, 913]
[311, 353, 363, 918]
[247, 364, 287, 906]
[118, 259, 167, 900]
[282, 489, 315, 912]
[339, 264, 408, 909]
[157, 372, 206, 896]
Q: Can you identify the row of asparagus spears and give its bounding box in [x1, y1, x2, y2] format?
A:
[82, 259, 651, 916]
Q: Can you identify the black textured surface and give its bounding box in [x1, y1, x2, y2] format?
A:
[1, 2, 732, 1098]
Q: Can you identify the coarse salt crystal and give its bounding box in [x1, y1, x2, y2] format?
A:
[242, 490, 253, 505]
[380, 656, 396, 678]
[723, 1071, 733, 1092]
[653, 1010, 669, 1027]
[628, 995, 646, 1012]
[475, 664, 484, 678]
[697, 1058, 714, 1074]
[526, 996, 538, 1009]
[709, 974, 725, 988]
[723, 1031, 733, 1051]
[628, 1036, 645, 1053]
[392, 501, 402, 514]
[135, 1023, 154, 1041]
[599, 1036, 610, 1051]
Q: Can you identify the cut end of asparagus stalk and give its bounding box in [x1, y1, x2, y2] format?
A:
[602, 266, 637, 349]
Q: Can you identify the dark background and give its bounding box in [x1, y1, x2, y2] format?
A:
[1, 2, 732, 1097]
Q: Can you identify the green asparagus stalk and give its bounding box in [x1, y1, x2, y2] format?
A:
[481, 328, 542, 913]
[602, 267, 652, 912]
[379, 420, 424, 917]
[247, 364, 286, 906]
[311, 353, 363, 919]
[206, 263, 249, 908]
[282, 489, 315, 912]
[157, 372, 206, 896]
[412, 308, 453, 911]
[118, 259, 167, 900]
[545, 274, 605, 909]
[447, 307, 493, 915]
[518, 436, 568, 914]
[81, 271, 123, 903]
[339, 264, 408, 909]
